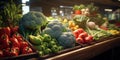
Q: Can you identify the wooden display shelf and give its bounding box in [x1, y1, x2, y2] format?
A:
[45, 36, 120, 60]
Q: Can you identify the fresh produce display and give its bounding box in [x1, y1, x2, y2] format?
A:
[73, 3, 105, 29]
[42, 20, 76, 48]
[0, 27, 33, 57]
[72, 3, 113, 41]
[28, 34, 63, 56]
[0, 1, 36, 59]
[0, 0, 120, 59]
[73, 28, 93, 44]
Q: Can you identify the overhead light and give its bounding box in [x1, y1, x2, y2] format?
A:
[104, 9, 113, 12]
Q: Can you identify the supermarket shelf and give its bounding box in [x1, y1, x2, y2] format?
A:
[45, 37, 120, 60]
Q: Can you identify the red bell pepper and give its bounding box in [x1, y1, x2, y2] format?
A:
[10, 26, 19, 34]
[22, 46, 33, 54]
[9, 47, 19, 56]
[20, 41, 29, 49]
[3, 27, 11, 37]
[1, 34, 10, 49]
[13, 33, 23, 42]
[10, 37, 20, 48]
[3, 48, 10, 57]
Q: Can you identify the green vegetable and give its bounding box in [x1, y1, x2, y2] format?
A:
[29, 35, 43, 45]
[51, 45, 62, 53]
[19, 11, 47, 38]
[86, 29, 111, 40]
[42, 20, 66, 39]
[39, 51, 44, 56]
[43, 20, 76, 48]
[48, 41, 57, 48]
[44, 48, 52, 54]
[0, 0, 22, 27]
[86, 3, 98, 13]
[73, 15, 89, 29]
[43, 34, 51, 42]
[73, 4, 85, 10]
[34, 45, 43, 51]
[108, 24, 120, 30]
[28, 34, 63, 56]
[58, 32, 76, 48]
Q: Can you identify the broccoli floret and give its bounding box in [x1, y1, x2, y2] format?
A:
[58, 32, 76, 48]
[19, 11, 48, 37]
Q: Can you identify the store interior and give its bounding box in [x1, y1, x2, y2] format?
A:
[0, 0, 120, 60]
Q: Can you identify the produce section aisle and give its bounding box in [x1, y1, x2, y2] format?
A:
[43, 36, 120, 60]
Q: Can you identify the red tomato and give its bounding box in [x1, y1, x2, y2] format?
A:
[10, 37, 20, 48]
[3, 48, 11, 57]
[22, 46, 33, 54]
[11, 26, 19, 34]
[85, 35, 93, 43]
[20, 41, 29, 49]
[73, 30, 79, 38]
[77, 28, 84, 34]
[74, 10, 81, 14]
[3, 27, 11, 37]
[1, 34, 10, 49]
[76, 37, 85, 44]
[13, 33, 23, 42]
[9, 47, 19, 56]
[4, 47, 19, 57]
[78, 32, 88, 38]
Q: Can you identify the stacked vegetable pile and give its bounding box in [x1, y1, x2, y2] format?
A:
[73, 28, 93, 44]
[43, 20, 76, 48]
[0, 0, 35, 58]
[29, 34, 63, 56]
[0, 27, 33, 57]
[72, 3, 112, 41]
[18, 11, 76, 56]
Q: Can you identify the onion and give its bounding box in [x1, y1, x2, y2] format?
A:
[87, 21, 96, 29]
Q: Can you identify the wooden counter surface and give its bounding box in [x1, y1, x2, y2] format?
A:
[45, 37, 120, 60]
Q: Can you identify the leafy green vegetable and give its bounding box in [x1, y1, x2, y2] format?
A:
[0, 0, 22, 27]
[108, 24, 120, 30]
[19, 11, 48, 38]
[73, 4, 85, 10]
[86, 3, 98, 13]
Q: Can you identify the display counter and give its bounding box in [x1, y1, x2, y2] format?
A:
[43, 36, 120, 60]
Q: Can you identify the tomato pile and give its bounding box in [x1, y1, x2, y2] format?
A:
[0, 27, 33, 57]
[73, 28, 93, 44]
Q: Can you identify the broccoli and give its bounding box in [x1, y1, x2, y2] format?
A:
[58, 32, 76, 48]
[42, 20, 76, 48]
[19, 11, 47, 38]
